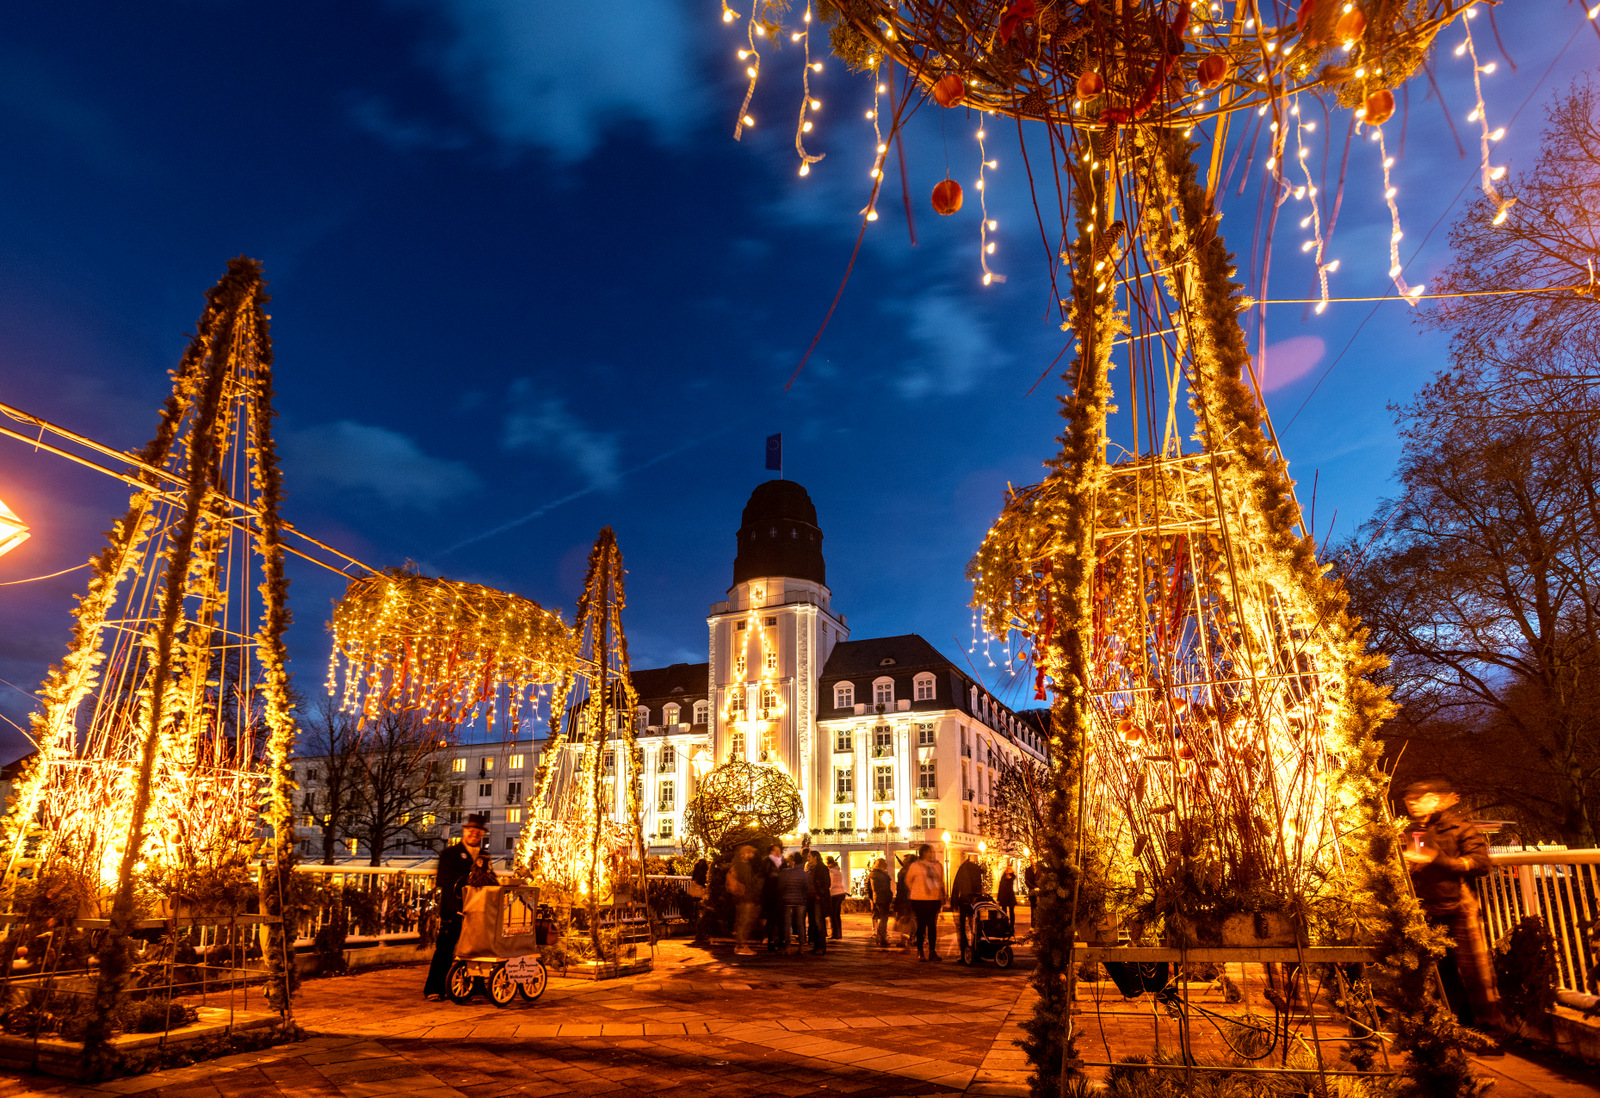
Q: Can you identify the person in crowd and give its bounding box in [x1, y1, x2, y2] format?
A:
[806, 849, 831, 954]
[826, 856, 847, 940]
[868, 857, 894, 948]
[906, 843, 947, 961]
[894, 852, 917, 948]
[690, 855, 711, 945]
[1401, 776, 1505, 1036]
[760, 841, 784, 951]
[424, 813, 494, 999]
[777, 852, 812, 954]
[950, 852, 983, 961]
[728, 844, 760, 956]
[1024, 860, 1039, 925]
[996, 865, 1018, 931]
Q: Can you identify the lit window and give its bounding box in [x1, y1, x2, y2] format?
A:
[873, 766, 893, 801]
[835, 683, 854, 708]
[509, 754, 525, 770]
[765, 648, 778, 672]
[874, 680, 894, 706]
[874, 725, 893, 754]
[451, 758, 466, 773]
[834, 768, 853, 800]
[603, 753, 616, 775]
[835, 727, 852, 752]
[481, 756, 495, 773]
[759, 685, 779, 713]
[661, 745, 676, 770]
[664, 703, 680, 726]
[730, 729, 746, 758]
[659, 780, 675, 811]
[920, 807, 937, 829]
[917, 722, 936, 746]
[728, 688, 746, 719]
[506, 807, 522, 824]
[660, 818, 674, 839]
[837, 810, 853, 831]
[914, 674, 936, 702]
[918, 760, 937, 794]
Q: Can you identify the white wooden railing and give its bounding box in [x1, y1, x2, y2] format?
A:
[292, 862, 438, 943]
[1474, 849, 1599, 997]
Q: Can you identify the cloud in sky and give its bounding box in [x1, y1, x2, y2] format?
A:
[897, 291, 1008, 398]
[406, 0, 702, 160]
[344, 91, 469, 152]
[283, 421, 479, 508]
[502, 383, 621, 491]
[1256, 335, 1326, 393]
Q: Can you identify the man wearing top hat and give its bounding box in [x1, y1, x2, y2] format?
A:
[424, 812, 494, 999]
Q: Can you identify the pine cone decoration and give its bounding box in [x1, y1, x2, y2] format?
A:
[1020, 89, 1049, 116]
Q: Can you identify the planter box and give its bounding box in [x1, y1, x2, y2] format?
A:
[0, 1006, 284, 1080]
[1216, 912, 1296, 947]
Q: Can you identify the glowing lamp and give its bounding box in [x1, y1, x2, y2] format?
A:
[941, 830, 952, 843]
[691, 747, 714, 776]
[878, 809, 894, 828]
[0, 496, 29, 559]
[978, 840, 987, 853]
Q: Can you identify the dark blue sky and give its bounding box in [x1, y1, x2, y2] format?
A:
[0, 2, 1591, 758]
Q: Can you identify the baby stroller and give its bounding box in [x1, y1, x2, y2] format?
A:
[448, 884, 549, 1006]
[960, 898, 1015, 968]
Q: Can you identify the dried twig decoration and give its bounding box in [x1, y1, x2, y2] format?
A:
[683, 760, 802, 852]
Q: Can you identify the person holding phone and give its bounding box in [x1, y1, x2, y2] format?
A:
[1401, 777, 1504, 1037]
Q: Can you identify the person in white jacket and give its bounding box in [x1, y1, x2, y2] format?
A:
[906, 844, 947, 961]
[826, 856, 848, 940]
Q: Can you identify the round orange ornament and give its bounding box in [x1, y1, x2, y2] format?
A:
[1196, 53, 1228, 90]
[1363, 87, 1395, 125]
[931, 178, 964, 215]
[932, 73, 966, 108]
[1335, 7, 1366, 41]
[1076, 70, 1104, 99]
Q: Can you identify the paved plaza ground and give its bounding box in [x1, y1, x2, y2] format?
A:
[2, 913, 1596, 1097]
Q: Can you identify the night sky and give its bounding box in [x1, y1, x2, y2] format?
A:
[0, 2, 1592, 760]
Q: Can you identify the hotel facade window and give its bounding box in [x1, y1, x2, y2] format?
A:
[917, 721, 936, 746]
[660, 817, 674, 839]
[920, 806, 938, 829]
[874, 679, 894, 706]
[837, 810, 853, 831]
[873, 725, 893, 755]
[834, 768, 852, 801]
[835, 727, 852, 752]
[914, 673, 936, 701]
[664, 703, 680, 726]
[728, 687, 746, 719]
[759, 685, 778, 713]
[659, 780, 675, 811]
[873, 766, 893, 801]
[835, 682, 854, 708]
[730, 728, 747, 758]
[660, 745, 676, 771]
[693, 700, 710, 725]
[636, 706, 650, 732]
[918, 760, 937, 795]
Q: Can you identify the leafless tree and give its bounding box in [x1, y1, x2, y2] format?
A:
[345, 711, 456, 866]
[300, 706, 367, 864]
[1339, 360, 1600, 847]
[979, 756, 1051, 858]
[1424, 77, 1600, 388]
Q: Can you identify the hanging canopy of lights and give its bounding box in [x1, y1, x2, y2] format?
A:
[683, 760, 803, 852]
[814, 0, 1461, 125]
[328, 569, 578, 735]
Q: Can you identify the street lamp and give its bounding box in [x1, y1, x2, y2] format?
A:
[879, 808, 894, 874]
[0, 496, 29, 560]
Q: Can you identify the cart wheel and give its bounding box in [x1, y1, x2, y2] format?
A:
[960, 944, 975, 966]
[517, 960, 549, 1002]
[487, 963, 518, 1007]
[446, 961, 475, 1004]
[994, 944, 1014, 969]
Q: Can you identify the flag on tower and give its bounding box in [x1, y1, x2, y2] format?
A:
[765, 433, 782, 473]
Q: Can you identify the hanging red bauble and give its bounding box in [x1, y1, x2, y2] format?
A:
[1296, 0, 1319, 44]
[932, 73, 966, 108]
[1336, 7, 1367, 41]
[931, 178, 964, 215]
[1196, 53, 1228, 90]
[1076, 71, 1104, 99]
[1363, 88, 1395, 125]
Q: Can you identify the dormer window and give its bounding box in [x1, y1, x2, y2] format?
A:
[835, 682, 854, 709]
[878, 656, 897, 667]
[913, 673, 936, 702]
[693, 700, 710, 725]
[873, 678, 894, 707]
[663, 703, 680, 727]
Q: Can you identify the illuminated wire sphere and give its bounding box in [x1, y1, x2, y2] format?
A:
[820, 0, 1469, 127]
[682, 760, 802, 852]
